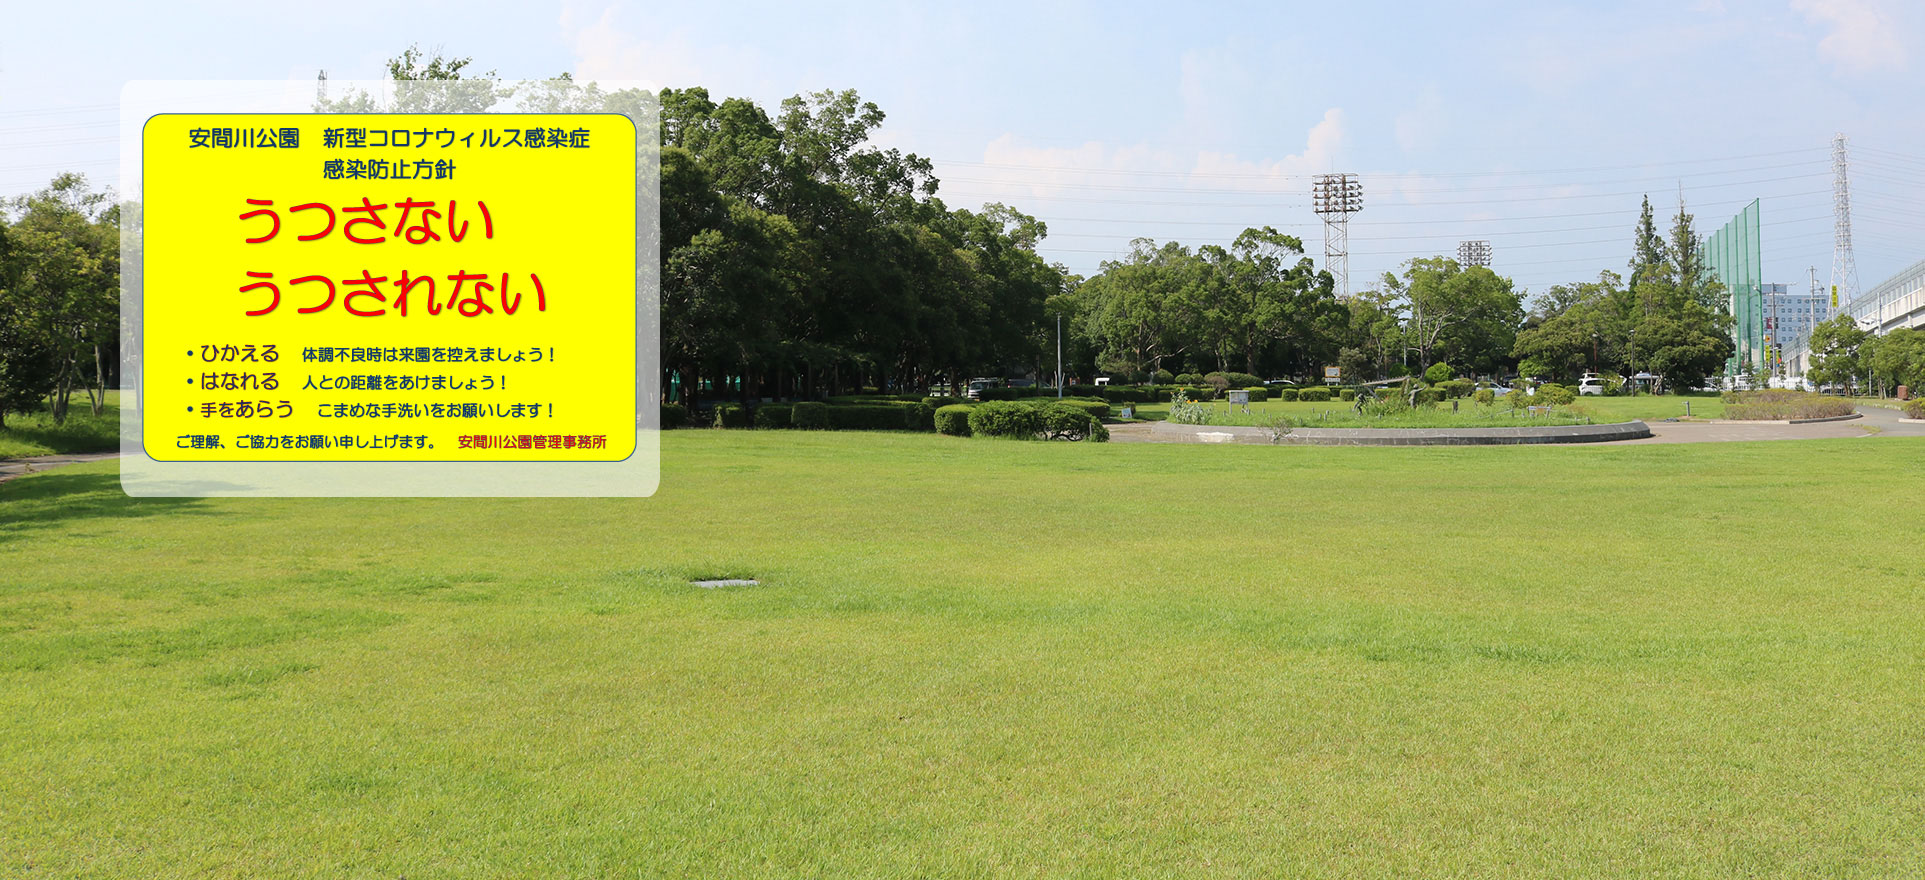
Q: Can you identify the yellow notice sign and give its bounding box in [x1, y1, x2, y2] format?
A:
[141, 113, 637, 462]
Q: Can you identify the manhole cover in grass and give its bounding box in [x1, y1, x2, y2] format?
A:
[690, 578, 759, 589]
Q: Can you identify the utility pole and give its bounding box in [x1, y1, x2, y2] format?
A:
[1312, 173, 1363, 299]
[1055, 313, 1063, 398]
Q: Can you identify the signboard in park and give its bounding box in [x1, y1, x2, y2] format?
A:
[1324, 366, 1341, 384]
[141, 113, 637, 463]
[119, 82, 661, 498]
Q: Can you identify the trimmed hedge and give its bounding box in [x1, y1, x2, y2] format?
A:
[1241, 386, 1268, 403]
[660, 403, 688, 428]
[1436, 379, 1475, 399]
[965, 401, 1108, 441]
[935, 404, 973, 436]
[790, 401, 829, 429]
[1276, 388, 1300, 402]
[753, 405, 792, 429]
[1052, 399, 1110, 420]
[713, 404, 751, 428]
[1298, 387, 1333, 402]
[1473, 388, 1496, 406]
[1536, 383, 1577, 405]
[821, 404, 918, 431]
[1174, 373, 1202, 385]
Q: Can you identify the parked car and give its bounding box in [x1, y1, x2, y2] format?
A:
[1578, 372, 1606, 396]
[965, 377, 1000, 400]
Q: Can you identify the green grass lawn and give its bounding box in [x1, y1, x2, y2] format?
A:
[0, 392, 119, 460]
[4, 431, 1924, 877]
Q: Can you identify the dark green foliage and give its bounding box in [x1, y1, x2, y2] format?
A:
[713, 404, 751, 428]
[1298, 387, 1332, 402]
[790, 401, 829, 429]
[1473, 388, 1497, 406]
[1153, 369, 1175, 385]
[659, 403, 689, 428]
[1339, 389, 1356, 402]
[964, 400, 1108, 441]
[1413, 388, 1444, 405]
[1424, 362, 1456, 384]
[1241, 387, 1268, 403]
[753, 405, 792, 429]
[1278, 388, 1300, 402]
[1051, 399, 1110, 420]
[1436, 379, 1475, 399]
[1905, 399, 1925, 419]
[977, 387, 1019, 401]
[1184, 386, 1219, 401]
[823, 405, 917, 430]
[903, 402, 935, 431]
[1174, 373, 1201, 385]
[1536, 383, 1577, 405]
[935, 404, 973, 436]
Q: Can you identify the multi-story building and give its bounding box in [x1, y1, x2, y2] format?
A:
[1761, 283, 1826, 368]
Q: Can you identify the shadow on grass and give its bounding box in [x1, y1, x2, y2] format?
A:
[0, 471, 221, 543]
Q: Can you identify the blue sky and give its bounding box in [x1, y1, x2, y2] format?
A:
[3, 0, 1920, 299]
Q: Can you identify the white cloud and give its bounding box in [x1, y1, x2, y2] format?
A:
[1791, 0, 1907, 73]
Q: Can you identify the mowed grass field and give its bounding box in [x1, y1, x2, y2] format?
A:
[3, 430, 1923, 877]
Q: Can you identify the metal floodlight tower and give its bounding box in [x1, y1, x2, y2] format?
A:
[1456, 240, 1492, 268]
[1312, 173, 1363, 298]
[1830, 133, 1859, 316]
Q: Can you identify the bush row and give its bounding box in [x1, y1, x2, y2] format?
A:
[965, 401, 1108, 442]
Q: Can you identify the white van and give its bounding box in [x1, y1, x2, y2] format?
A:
[1578, 373, 1606, 396]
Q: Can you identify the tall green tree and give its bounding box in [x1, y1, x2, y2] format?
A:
[3, 174, 119, 423]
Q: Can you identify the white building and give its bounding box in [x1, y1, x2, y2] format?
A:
[1761, 283, 1826, 359]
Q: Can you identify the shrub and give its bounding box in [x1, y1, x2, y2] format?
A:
[903, 402, 935, 431]
[1184, 385, 1219, 402]
[1277, 388, 1300, 402]
[1298, 387, 1333, 402]
[660, 403, 688, 428]
[1100, 386, 1131, 403]
[921, 396, 963, 409]
[1722, 390, 1857, 420]
[1536, 383, 1577, 405]
[1067, 384, 1104, 397]
[1201, 372, 1231, 391]
[790, 401, 829, 429]
[1424, 362, 1455, 384]
[1174, 373, 1201, 386]
[977, 387, 1019, 401]
[1225, 371, 1265, 389]
[1052, 399, 1110, 420]
[1437, 379, 1475, 399]
[753, 405, 792, 429]
[1904, 398, 1925, 419]
[1413, 388, 1443, 406]
[1473, 388, 1496, 406]
[935, 404, 973, 436]
[966, 400, 1105, 440]
[1153, 369, 1175, 385]
[823, 404, 916, 431]
[1503, 389, 1529, 409]
[1035, 403, 1108, 442]
[1338, 389, 1356, 402]
[712, 404, 751, 428]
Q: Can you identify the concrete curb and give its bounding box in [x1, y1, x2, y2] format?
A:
[1148, 419, 1651, 446]
[1705, 413, 1862, 425]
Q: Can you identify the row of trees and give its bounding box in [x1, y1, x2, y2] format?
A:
[1805, 317, 1925, 394]
[1509, 197, 1734, 389]
[0, 174, 120, 427]
[0, 45, 1763, 427]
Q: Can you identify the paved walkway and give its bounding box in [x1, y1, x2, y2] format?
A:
[0, 452, 121, 484]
